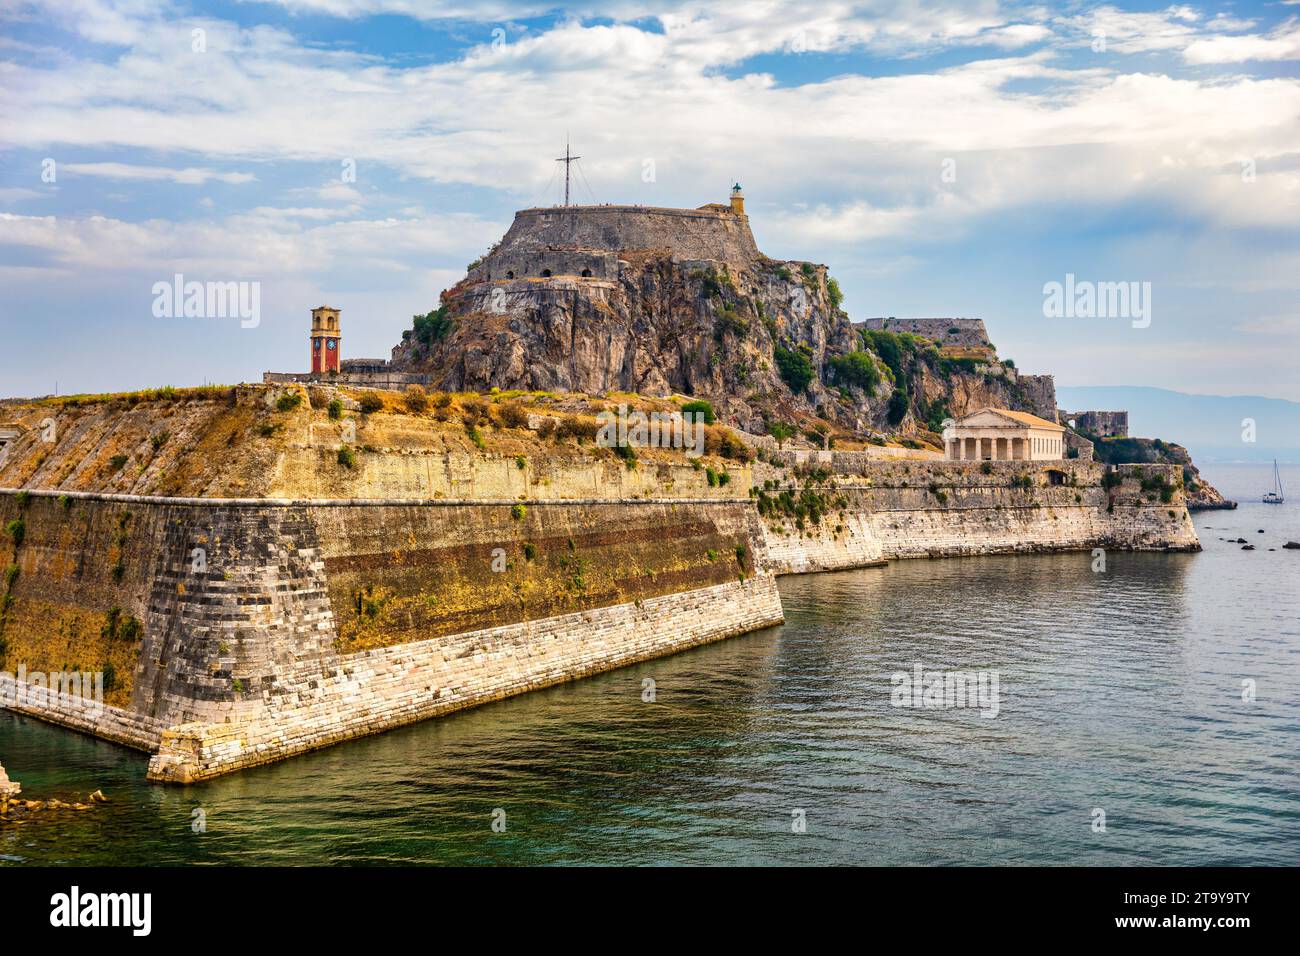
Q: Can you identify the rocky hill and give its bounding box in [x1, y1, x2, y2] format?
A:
[1080, 433, 1234, 510]
[390, 199, 1057, 445]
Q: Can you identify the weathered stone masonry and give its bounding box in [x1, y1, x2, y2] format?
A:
[0, 489, 780, 781]
[0, 458, 1198, 780]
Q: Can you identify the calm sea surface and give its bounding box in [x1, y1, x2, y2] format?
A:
[2, 463, 1297, 866]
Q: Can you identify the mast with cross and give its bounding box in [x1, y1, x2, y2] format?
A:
[555, 139, 581, 207]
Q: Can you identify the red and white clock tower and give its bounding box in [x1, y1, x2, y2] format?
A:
[310, 306, 341, 375]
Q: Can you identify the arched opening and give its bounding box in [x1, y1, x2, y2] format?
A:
[1046, 469, 1067, 486]
[541, 269, 552, 278]
[581, 269, 592, 277]
[506, 271, 514, 279]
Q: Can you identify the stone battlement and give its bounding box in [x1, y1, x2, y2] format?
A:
[469, 202, 761, 283]
[858, 317, 991, 350]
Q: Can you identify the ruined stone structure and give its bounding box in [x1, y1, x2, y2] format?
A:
[1064, 410, 1129, 438]
[858, 317, 991, 350]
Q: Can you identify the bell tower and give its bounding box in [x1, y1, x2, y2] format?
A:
[310, 306, 341, 375]
[730, 183, 745, 215]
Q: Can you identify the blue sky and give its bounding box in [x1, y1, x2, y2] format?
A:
[1, 0, 1298, 400]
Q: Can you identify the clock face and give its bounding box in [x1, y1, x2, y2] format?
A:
[313, 339, 321, 349]
[327, 339, 337, 351]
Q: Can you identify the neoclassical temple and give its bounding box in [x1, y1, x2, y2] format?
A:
[943, 408, 1065, 461]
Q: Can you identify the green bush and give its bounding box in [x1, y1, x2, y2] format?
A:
[327, 398, 343, 420]
[3, 564, 17, 590]
[108, 454, 129, 472]
[681, 400, 716, 425]
[275, 392, 303, 412]
[828, 351, 880, 394]
[411, 305, 454, 346]
[774, 347, 814, 393]
[511, 503, 526, 521]
[4, 518, 24, 547]
[523, 542, 537, 561]
[358, 392, 385, 414]
[826, 276, 844, 311]
[337, 446, 356, 469]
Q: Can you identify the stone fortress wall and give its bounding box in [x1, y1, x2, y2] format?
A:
[467, 204, 761, 284]
[858, 317, 991, 349]
[1063, 410, 1129, 438]
[0, 442, 1199, 779]
[759, 459, 1199, 573]
[0, 488, 781, 781]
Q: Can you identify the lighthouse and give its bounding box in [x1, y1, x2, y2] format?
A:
[730, 183, 745, 215]
[310, 306, 341, 375]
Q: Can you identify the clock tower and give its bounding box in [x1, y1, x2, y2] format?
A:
[310, 306, 341, 375]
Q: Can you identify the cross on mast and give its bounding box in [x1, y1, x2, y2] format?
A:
[555, 139, 581, 207]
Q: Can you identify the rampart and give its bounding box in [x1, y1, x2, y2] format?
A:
[468, 205, 761, 283]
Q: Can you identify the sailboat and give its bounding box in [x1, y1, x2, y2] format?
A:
[1263, 459, 1285, 504]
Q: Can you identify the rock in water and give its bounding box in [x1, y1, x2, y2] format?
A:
[1284, 541, 1300, 550]
[0, 761, 20, 800]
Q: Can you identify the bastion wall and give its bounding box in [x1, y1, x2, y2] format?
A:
[759, 460, 1199, 573]
[0, 489, 781, 781]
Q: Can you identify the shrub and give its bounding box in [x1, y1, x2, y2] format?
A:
[275, 392, 303, 412]
[434, 392, 453, 409]
[537, 417, 557, 439]
[681, 399, 716, 425]
[828, 351, 880, 394]
[980, 462, 993, 475]
[150, 431, 169, 452]
[58, 494, 72, 511]
[3, 564, 17, 590]
[465, 424, 485, 449]
[358, 392, 385, 414]
[404, 385, 428, 414]
[337, 446, 356, 469]
[515, 455, 527, 470]
[556, 416, 599, 443]
[511, 503, 526, 521]
[5, 518, 24, 547]
[523, 542, 537, 561]
[327, 398, 343, 420]
[767, 420, 796, 445]
[108, 454, 129, 472]
[774, 346, 815, 393]
[499, 403, 530, 429]
[735, 543, 747, 566]
[460, 398, 489, 424]
[826, 276, 844, 311]
[411, 305, 454, 347]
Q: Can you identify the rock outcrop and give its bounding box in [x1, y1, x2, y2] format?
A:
[390, 200, 1058, 438]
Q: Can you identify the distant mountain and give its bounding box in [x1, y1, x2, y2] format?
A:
[1056, 386, 1300, 464]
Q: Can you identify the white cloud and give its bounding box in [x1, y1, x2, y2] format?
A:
[63, 162, 257, 185]
[1184, 23, 1300, 64]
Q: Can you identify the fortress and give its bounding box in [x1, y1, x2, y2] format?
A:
[1, 182, 1194, 784]
[467, 186, 758, 283]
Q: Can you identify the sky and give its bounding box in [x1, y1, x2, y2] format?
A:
[1, 0, 1298, 401]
